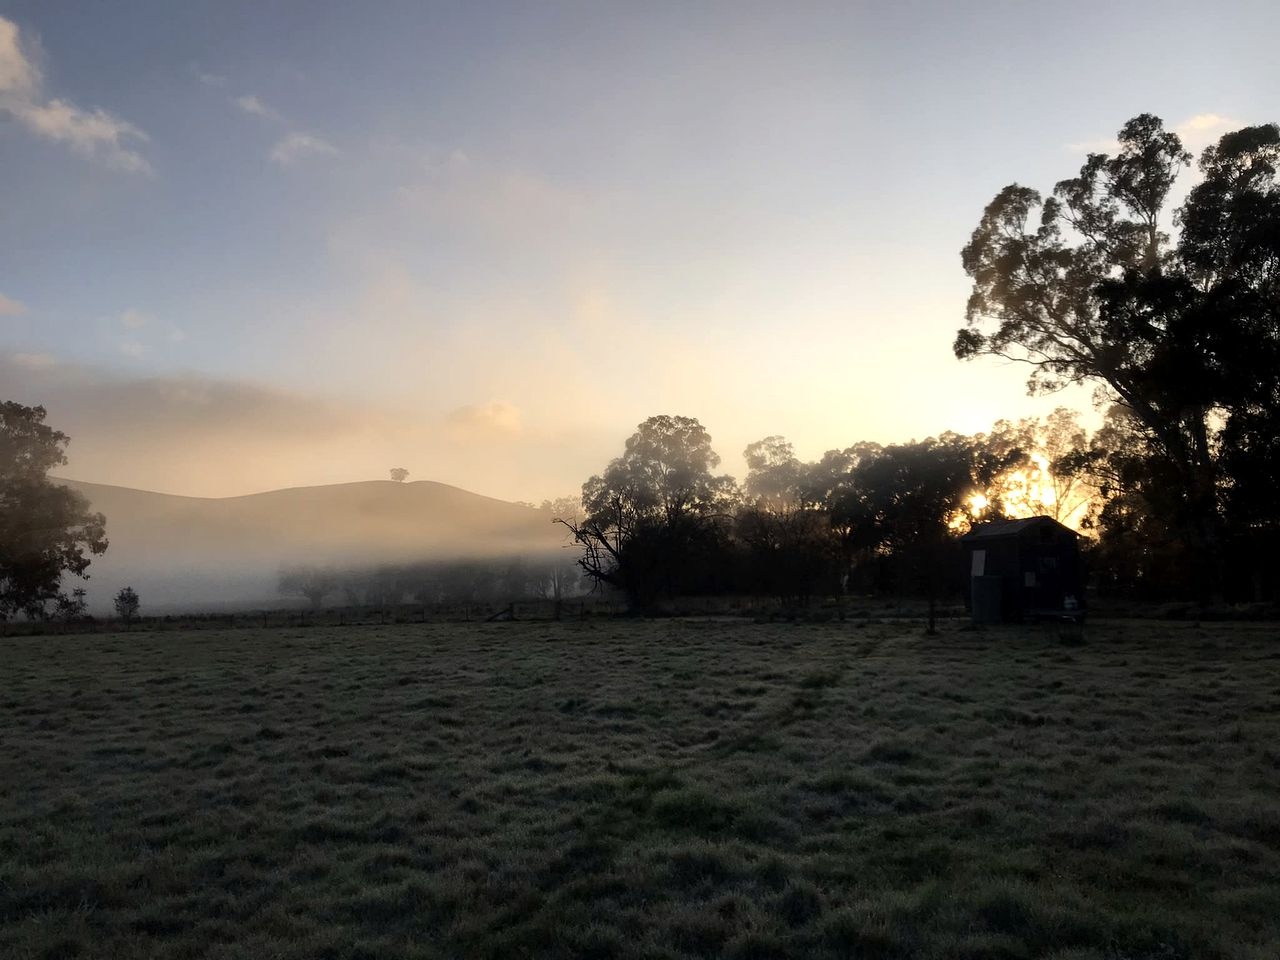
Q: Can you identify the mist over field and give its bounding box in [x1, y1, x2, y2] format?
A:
[57, 479, 566, 611]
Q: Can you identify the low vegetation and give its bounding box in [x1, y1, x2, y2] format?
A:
[3, 619, 1278, 958]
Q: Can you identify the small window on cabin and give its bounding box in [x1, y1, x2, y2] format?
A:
[1025, 571, 1037, 587]
[971, 549, 986, 576]
[1041, 556, 1058, 570]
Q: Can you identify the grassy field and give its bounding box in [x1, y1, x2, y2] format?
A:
[2, 619, 1279, 959]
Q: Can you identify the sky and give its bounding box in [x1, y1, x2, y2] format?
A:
[2, 0, 1277, 501]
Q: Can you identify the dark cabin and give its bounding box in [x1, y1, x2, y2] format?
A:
[960, 516, 1084, 623]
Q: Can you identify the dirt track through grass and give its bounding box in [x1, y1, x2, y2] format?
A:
[2, 619, 1279, 959]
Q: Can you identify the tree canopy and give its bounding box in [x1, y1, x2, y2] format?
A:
[956, 114, 1280, 598]
[562, 415, 737, 608]
[0, 402, 108, 620]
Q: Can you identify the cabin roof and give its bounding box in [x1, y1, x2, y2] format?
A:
[960, 515, 1075, 542]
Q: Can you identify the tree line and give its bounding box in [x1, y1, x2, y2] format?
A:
[557, 114, 1280, 611]
[277, 552, 584, 611]
[555, 413, 1078, 617]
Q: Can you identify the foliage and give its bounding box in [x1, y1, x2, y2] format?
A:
[113, 586, 140, 623]
[957, 114, 1280, 599]
[561, 415, 738, 608]
[737, 437, 842, 604]
[389, 467, 410, 482]
[834, 434, 1020, 629]
[56, 587, 88, 623]
[0, 402, 108, 620]
[276, 554, 585, 609]
[539, 496, 582, 524]
[278, 565, 342, 608]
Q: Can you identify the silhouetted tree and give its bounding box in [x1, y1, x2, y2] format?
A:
[738, 437, 842, 604]
[836, 435, 1016, 631]
[742, 437, 802, 510]
[532, 554, 581, 615]
[956, 113, 1280, 600]
[113, 586, 140, 626]
[278, 565, 340, 608]
[389, 467, 410, 482]
[539, 496, 581, 523]
[560, 415, 737, 609]
[1, 402, 108, 621]
[977, 411, 1095, 524]
[1036, 407, 1095, 524]
[802, 443, 883, 591]
[1058, 406, 1197, 599]
[56, 587, 88, 624]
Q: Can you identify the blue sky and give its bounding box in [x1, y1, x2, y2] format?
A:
[2, 1, 1277, 498]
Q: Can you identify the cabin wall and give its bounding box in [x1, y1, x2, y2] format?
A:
[964, 520, 1084, 622]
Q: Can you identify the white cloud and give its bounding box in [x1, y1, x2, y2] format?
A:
[192, 65, 227, 88]
[270, 131, 337, 166]
[209, 78, 337, 171]
[1174, 113, 1241, 152]
[120, 308, 149, 329]
[12, 351, 55, 369]
[234, 93, 280, 121]
[0, 292, 26, 315]
[118, 341, 147, 358]
[1068, 113, 1245, 158]
[0, 16, 38, 95]
[0, 17, 151, 174]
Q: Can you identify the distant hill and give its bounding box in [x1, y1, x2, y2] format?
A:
[56, 479, 566, 612]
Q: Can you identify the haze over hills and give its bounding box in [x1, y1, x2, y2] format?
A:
[57, 479, 568, 612]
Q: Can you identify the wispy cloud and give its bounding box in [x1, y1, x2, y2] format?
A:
[192, 65, 227, 88]
[446, 400, 523, 436]
[0, 292, 26, 316]
[0, 16, 151, 174]
[12, 351, 55, 369]
[270, 132, 337, 166]
[120, 308, 149, 330]
[1174, 113, 1242, 151]
[197, 67, 335, 169]
[234, 93, 280, 121]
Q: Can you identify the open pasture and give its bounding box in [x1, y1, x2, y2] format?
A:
[2, 619, 1279, 959]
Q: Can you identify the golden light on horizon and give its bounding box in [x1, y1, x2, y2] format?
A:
[956, 453, 1090, 533]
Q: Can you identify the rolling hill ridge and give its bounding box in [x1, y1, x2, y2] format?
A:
[56, 479, 567, 611]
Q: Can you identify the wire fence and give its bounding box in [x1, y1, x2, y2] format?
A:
[0, 593, 973, 637]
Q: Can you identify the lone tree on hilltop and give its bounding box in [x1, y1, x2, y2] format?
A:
[113, 586, 140, 626]
[389, 467, 410, 483]
[0, 401, 108, 621]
